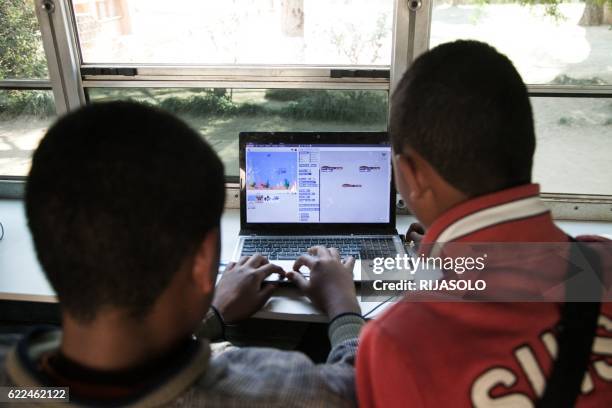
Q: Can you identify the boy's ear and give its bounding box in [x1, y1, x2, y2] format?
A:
[191, 227, 220, 296]
[395, 153, 425, 201]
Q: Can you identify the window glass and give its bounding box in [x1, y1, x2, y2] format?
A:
[431, 0, 612, 85]
[72, 0, 393, 66]
[86, 88, 389, 177]
[0, 0, 49, 79]
[532, 97, 612, 195]
[0, 90, 56, 176]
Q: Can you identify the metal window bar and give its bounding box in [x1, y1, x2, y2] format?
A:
[35, 0, 86, 114]
[0, 80, 53, 90]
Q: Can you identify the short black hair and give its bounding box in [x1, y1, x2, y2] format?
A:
[390, 40, 535, 196]
[26, 101, 225, 321]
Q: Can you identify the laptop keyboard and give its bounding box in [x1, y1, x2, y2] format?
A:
[240, 237, 397, 260]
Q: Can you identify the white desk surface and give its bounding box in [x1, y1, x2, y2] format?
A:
[1, 199, 612, 322]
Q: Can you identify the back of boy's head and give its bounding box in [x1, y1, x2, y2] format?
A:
[390, 40, 535, 197]
[26, 101, 225, 322]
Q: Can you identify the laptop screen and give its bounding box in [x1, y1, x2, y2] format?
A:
[244, 143, 392, 224]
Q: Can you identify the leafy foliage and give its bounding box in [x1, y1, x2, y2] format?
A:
[551, 74, 607, 85]
[0, 1, 54, 118]
[160, 92, 236, 116]
[521, 0, 610, 22]
[0, 90, 54, 117]
[279, 90, 388, 123]
[0, 0, 47, 79]
[475, 0, 612, 22]
[155, 89, 387, 124]
[264, 89, 306, 102]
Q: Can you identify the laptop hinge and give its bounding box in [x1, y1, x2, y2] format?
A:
[239, 228, 398, 236]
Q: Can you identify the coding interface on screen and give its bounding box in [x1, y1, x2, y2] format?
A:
[245, 144, 391, 223]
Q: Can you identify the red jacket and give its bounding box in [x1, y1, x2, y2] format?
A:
[357, 184, 612, 407]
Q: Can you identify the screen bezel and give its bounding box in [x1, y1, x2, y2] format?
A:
[239, 131, 396, 234]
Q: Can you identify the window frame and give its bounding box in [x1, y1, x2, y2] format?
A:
[0, 0, 610, 221]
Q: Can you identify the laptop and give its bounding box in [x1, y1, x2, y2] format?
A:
[230, 131, 406, 281]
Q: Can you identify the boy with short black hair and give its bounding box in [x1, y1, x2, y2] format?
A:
[355, 40, 612, 407]
[1, 101, 364, 407]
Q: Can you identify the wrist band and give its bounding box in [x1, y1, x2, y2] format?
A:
[329, 312, 365, 325]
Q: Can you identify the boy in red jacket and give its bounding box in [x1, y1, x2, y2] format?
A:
[352, 40, 612, 407]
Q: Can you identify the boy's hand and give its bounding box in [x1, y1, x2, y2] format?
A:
[407, 222, 425, 246]
[212, 255, 284, 324]
[287, 246, 360, 320]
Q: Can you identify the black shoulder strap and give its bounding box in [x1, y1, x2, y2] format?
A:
[537, 237, 602, 408]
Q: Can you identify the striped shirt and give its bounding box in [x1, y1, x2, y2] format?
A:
[1, 309, 364, 407]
